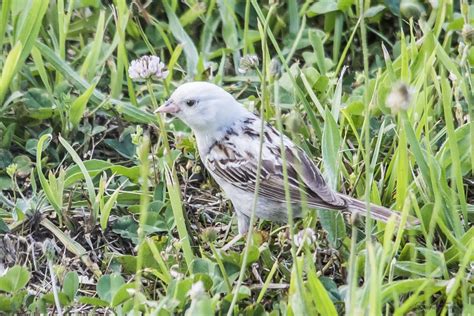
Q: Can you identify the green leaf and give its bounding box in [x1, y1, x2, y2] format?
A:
[381, 279, 445, 303]
[112, 215, 139, 243]
[65, 159, 113, 187]
[41, 292, 70, 306]
[12, 155, 32, 177]
[322, 109, 341, 188]
[394, 261, 443, 278]
[36, 134, 63, 219]
[436, 122, 472, 177]
[100, 182, 124, 230]
[62, 271, 79, 301]
[162, 0, 199, 77]
[111, 283, 134, 307]
[64, 159, 139, 187]
[191, 258, 214, 274]
[364, 5, 386, 17]
[104, 134, 136, 159]
[31, 46, 52, 94]
[0, 149, 13, 168]
[168, 278, 193, 309]
[96, 274, 125, 304]
[59, 136, 98, 219]
[0, 290, 26, 313]
[0, 0, 11, 54]
[35, 41, 155, 124]
[320, 109, 345, 246]
[0, 176, 13, 191]
[77, 296, 109, 307]
[307, 0, 338, 16]
[217, 0, 240, 72]
[385, 0, 400, 15]
[0, 266, 30, 293]
[79, 10, 106, 81]
[0, 218, 9, 233]
[0, 42, 22, 108]
[0, 123, 16, 149]
[69, 82, 97, 128]
[223, 285, 251, 302]
[23, 88, 54, 119]
[444, 227, 474, 265]
[308, 30, 326, 75]
[186, 297, 215, 315]
[306, 272, 338, 315]
[337, 0, 353, 11]
[0, 0, 49, 106]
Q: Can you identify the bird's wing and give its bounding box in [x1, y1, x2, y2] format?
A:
[205, 117, 347, 210]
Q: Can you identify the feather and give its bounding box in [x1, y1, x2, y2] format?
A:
[205, 115, 348, 211]
[162, 81, 420, 232]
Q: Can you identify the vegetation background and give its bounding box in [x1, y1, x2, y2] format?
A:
[0, 0, 473, 314]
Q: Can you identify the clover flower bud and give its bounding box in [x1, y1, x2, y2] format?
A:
[386, 82, 414, 114]
[293, 228, 317, 247]
[462, 24, 474, 44]
[269, 57, 282, 78]
[202, 227, 218, 243]
[238, 55, 259, 74]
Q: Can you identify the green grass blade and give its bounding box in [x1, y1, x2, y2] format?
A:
[440, 77, 468, 229]
[217, 0, 241, 71]
[69, 82, 97, 128]
[80, 10, 106, 81]
[36, 134, 63, 221]
[0, 0, 10, 56]
[164, 165, 194, 268]
[58, 135, 98, 220]
[0, 42, 22, 106]
[35, 41, 155, 123]
[163, 0, 199, 77]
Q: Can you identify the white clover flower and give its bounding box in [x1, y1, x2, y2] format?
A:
[293, 228, 317, 247]
[386, 82, 414, 114]
[188, 281, 205, 300]
[128, 55, 169, 81]
[238, 54, 259, 74]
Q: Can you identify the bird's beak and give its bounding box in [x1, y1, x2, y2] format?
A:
[154, 99, 180, 114]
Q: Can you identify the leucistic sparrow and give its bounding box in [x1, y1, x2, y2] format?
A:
[156, 82, 416, 235]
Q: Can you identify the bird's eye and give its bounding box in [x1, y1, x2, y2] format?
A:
[186, 99, 197, 107]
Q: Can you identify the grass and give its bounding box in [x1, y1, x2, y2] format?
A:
[0, 0, 473, 315]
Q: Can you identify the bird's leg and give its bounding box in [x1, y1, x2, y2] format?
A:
[236, 211, 250, 235]
[220, 211, 249, 251]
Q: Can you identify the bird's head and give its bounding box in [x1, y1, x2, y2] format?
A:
[155, 82, 246, 133]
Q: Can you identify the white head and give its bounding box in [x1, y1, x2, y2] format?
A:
[155, 82, 247, 133]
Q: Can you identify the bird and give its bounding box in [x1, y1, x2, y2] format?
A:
[155, 81, 417, 235]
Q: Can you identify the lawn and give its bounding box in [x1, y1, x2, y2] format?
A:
[0, 0, 473, 315]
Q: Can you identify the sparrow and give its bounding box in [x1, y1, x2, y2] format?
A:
[156, 82, 415, 234]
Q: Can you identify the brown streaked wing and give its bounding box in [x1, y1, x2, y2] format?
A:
[206, 137, 347, 210]
[285, 146, 347, 209]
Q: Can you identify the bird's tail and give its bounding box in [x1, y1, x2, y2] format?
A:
[339, 194, 420, 227]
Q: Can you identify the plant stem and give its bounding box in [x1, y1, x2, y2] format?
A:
[134, 135, 151, 313]
[146, 80, 194, 268]
[210, 244, 232, 292]
[226, 5, 277, 315]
